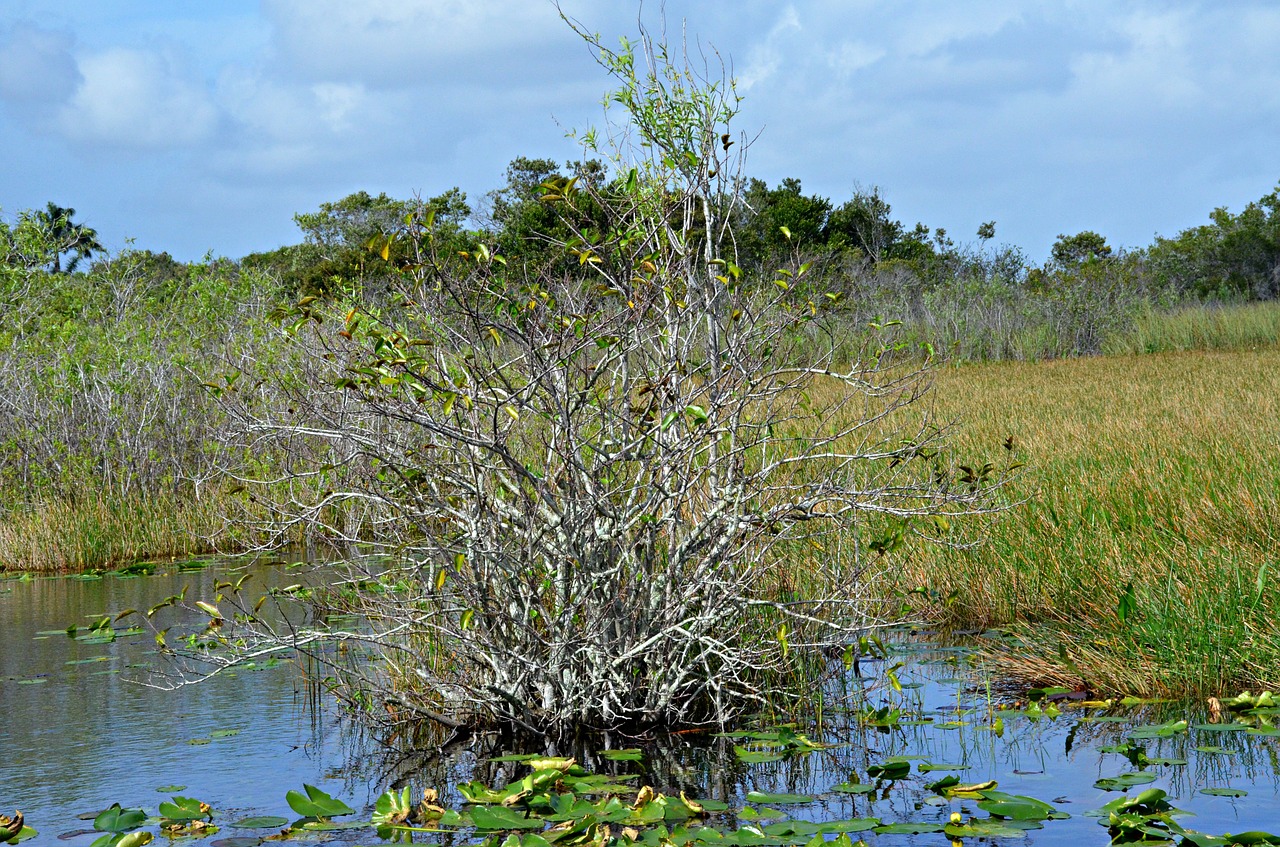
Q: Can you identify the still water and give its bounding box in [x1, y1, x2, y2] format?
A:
[3, 560, 1280, 845]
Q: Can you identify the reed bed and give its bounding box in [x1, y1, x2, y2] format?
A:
[0, 493, 240, 572]
[881, 347, 1280, 697]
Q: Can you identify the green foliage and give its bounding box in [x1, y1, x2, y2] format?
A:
[1050, 230, 1113, 269]
[1149, 184, 1280, 299]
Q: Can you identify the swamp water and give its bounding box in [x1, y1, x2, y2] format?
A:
[2, 560, 1279, 846]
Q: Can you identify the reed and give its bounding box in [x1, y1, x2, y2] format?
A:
[879, 347, 1280, 696]
[0, 493, 239, 572]
[1103, 300, 1280, 356]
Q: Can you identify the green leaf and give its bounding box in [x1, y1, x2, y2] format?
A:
[1200, 787, 1248, 797]
[873, 822, 946, 834]
[744, 792, 812, 805]
[469, 806, 546, 832]
[1094, 772, 1157, 791]
[93, 805, 148, 834]
[829, 783, 876, 795]
[230, 816, 291, 829]
[285, 783, 353, 819]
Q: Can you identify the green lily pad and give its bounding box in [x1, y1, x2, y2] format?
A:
[230, 816, 291, 829]
[873, 822, 946, 835]
[733, 747, 788, 763]
[830, 782, 876, 795]
[1094, 772, 1157, 791]
[1194, 723, 1248, 732]
[919, 762, 969, 772]
[1200, 788, 1248, 797]
[600, 748, 643, 762]
[1146, 757, 1187, 766]
[1195, 746, 1237, 755]
[745, 792, 813, 805]
[155, 786, 187, 793]
[470, 805, 546, 831]
[977, 791, 1065, 822]
[945, 820, 1028, 839]
[737, 807, 785, 821]
[867, 760, 911, 780]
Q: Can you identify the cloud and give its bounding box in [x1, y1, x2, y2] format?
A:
[0, 22, 81, 105]
[261, 0, 575, 89]
[737, 6, 801, 90]
[60, 48, 219, 149]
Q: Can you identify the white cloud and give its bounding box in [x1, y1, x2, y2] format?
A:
[60, 48, 218, 149]
[737, 6, 801, 90]
[262, 0, 570, 88]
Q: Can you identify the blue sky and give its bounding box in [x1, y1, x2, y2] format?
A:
[2, 1, 1278, 263]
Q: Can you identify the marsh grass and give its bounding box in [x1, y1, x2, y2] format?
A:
[879, 347, 1280, 696]
[1104, 300, 1280, 356]
[0, 493, 249, 572]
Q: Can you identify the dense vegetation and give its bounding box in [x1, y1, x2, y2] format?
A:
[2, 38, 1277, 717]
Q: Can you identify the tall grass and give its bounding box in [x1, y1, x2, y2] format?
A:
[0, 493, 228, 572]
[886, 348, 1280, 696]
[1104, 300, 1280, 356]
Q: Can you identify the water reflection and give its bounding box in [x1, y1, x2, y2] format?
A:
[4, 568, 1280, 845]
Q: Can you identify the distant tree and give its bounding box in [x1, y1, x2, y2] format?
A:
[289, 189, 471, 298]
[734, 177, 831, 266]
[825, 186, 932, 267]
[1148, 184, 1280, 300]
[486, 156, 608, 265]
[1050, 230, 1113, 269]
[35, 202, 103, 273]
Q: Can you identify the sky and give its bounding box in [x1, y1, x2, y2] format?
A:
[1, 1, 1278, 263]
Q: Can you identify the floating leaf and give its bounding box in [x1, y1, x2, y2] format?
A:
[469, 806, 545, 831]
[867, 760, 911, 781]
[1094, 772, 1157, 791]
[873, 822, 946, 835]
[829, 783, 876, 795]
[1195, 746, 1237, 755]
[945, 819, 1028, 839]
[230, 816, 290, 830]
[1200, 788, 1248, 798]
[744, 792, 812, 805]
[600, 749, 643, 762]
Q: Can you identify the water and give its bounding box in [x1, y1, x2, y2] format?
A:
[3, 563, 1280, 845]
[0, 559, 377, 845]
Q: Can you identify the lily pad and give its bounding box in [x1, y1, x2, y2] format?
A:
[1094, 772, 1157, 791]
[830, 782, 876, 795]
[1195, 746, 1237, 755]
[1200, 788, 1248, 798]
[600, 748, 643, 762]
[155, 786, 187, 793]
[745, 792, 813, 805]
[470, 805, 546, 831]
[230, 816, 290, 830]
[945, 820, 1029, 839]
[873, 822, 946, 835]
[1194, 723, 1248, 732]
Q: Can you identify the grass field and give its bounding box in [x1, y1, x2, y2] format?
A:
[890, 346, 1280, 697]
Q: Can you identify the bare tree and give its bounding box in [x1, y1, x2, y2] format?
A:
[151, 18, 1006, 738]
